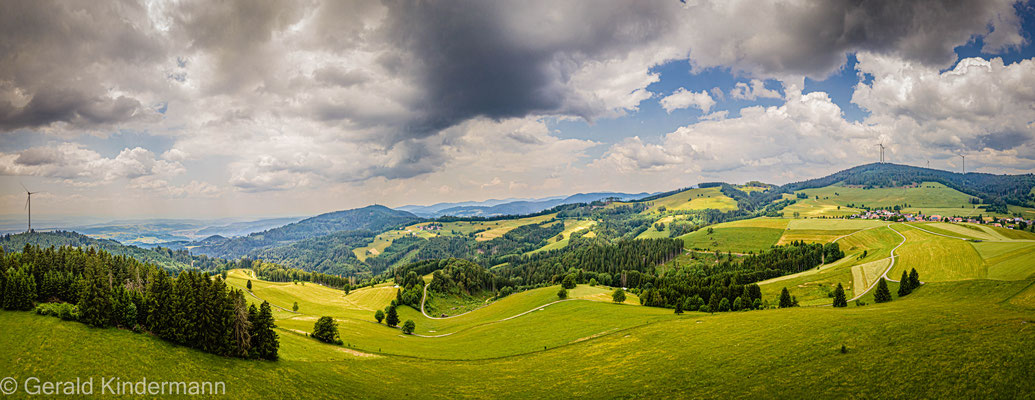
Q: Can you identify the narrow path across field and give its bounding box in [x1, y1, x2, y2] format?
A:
[847, 224, 907, 302]
[420, 282, 487, 320]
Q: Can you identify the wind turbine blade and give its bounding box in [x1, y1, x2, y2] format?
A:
[20, 182, 28, 193]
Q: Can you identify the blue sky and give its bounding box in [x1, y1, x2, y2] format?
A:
[1, 0, 1034, 219]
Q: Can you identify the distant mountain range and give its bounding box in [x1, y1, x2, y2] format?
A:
[397, 192, 655, 217]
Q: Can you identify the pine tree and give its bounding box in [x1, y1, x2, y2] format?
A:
[674, 301, 683, 314]
[249, 301, 279, 360]
[246, 280, 252, 290]
[897, 270, 912, 297]
[230, 290, 252, 358]
[709, 293, 721, 311]
[78, 258, 113, 327]
[832, 283, 847, 307]
[385, 305, 400, 327]
[0, 267, 7, 308]
[908, 268, 920, 290]
[732, 297, 743, 311]
[779, 287, 793, 308]
[874, 278, 892, 303]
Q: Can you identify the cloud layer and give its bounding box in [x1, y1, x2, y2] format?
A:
[0, 0, 1031, 216]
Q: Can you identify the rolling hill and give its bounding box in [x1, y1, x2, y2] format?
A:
[190, 205, 419, 260]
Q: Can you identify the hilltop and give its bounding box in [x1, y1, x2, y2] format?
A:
[190, 205, 419, 260]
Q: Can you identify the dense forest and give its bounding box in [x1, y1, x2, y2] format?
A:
[0, 244, 279, 360]
[0, 231, 233, 272]
[191, 205, 418, 259]
[782, 163, 1035, 209]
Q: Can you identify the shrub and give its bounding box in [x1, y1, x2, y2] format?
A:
[312, 316, 341, 344]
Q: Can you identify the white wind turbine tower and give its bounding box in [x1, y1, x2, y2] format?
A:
[21, 183, 38, 233]
[959, 154, 966, 174]
[875, 142, 885, 163]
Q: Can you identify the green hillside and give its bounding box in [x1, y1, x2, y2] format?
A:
[0, 231, 200, 270]
[3, 277, 1033, 398]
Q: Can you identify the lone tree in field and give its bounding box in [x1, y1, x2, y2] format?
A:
[385, 305, 400, 327]
[874, 278, 892, 303]
[674, 301, 683, 314]
[557, 287, 568, 300]
[561, 274, 577, 289]
[898, 270, 913, 297]
[402, 320, 415, 335]
[312, 316, 340, 344]
[374, 309, 385, 324]
[246, 280, 252, 290]
[612, 288, 626, 304]
[779, 287, 793, 308]
[832, 283, 847, 307]
[293, 301, 299, 312]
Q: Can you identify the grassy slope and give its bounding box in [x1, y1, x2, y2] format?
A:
[527, 219, 596, 254]
[3, 279, 1034, 398]
[354, 214, 559, 260]
[645, 187, 738, 213]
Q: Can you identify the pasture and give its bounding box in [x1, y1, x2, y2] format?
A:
[3, 278, 1034, 398]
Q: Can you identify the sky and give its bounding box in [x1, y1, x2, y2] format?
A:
[2, 0, 1035, 219]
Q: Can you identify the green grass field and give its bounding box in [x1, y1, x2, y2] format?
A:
[679, 227, 784, 253]
[798, 182, 976, 209]
[4, 277, 1034, 398]
[624, 187, 738, 214]
[527, 219, 596, 254]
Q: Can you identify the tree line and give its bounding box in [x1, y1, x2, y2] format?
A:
[0, 244, 279, 360]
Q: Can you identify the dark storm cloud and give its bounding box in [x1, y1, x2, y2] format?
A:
[379, 0, 676, 135]
[0, 0, 164, 132]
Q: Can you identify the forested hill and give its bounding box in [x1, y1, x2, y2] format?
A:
[0, 231, 210, 271]
[782, 163, 1035, 207]
[190, 205, 419, 259]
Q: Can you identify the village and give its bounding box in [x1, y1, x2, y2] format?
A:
[851, 209, 1033, 231]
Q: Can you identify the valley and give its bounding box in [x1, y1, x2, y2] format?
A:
[3, 163, 1035, 398]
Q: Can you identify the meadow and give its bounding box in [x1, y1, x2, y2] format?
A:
[3, 278, 1033, 398]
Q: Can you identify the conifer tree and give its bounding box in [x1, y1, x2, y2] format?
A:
[674, 301, 683, 314]
[874, 278, 892, 303]
[898, 270, 912, 297]
[385, 305, 400, 327]
[709, 293, 721, 311]
[230, 290, 252, 358]
[832, 283, 847, 307]
[908, 268, 920, 290]
[78, 258, 113, 327]
[732, 297, 743, 311]
[249, 301, 279, 360]
[779, 287, 793, 308]
[718, 298, 730, 312]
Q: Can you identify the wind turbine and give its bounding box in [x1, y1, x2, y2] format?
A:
[959, 154, 966, 174]
[21, 183, 37, 233]
[875, 142, 885, 163]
